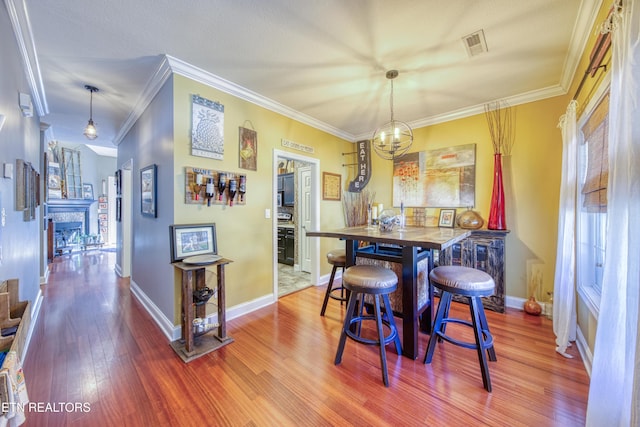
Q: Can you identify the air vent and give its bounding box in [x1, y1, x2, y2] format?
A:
[463, 30, 488, 57]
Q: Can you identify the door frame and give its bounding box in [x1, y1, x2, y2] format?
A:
[273, 149, 320, 297]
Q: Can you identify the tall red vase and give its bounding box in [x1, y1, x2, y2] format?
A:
[488, 153, 506, 230]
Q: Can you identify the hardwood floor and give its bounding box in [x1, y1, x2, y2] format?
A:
[23, 252, 589, 426]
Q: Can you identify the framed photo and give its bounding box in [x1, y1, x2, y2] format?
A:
[116, 197, 121, 222]
[115, 169, 122, 196]
[438, 209, 456, 228]
[83, 183, 94, 200]
[141, 164, 157, 218]
[169, 223, 217, 263]
[322, 172, 341, 201]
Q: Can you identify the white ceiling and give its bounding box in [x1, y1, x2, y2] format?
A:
[7, 0, 600, 153]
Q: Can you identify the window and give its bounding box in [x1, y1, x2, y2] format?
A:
[576, 85, 609, 313]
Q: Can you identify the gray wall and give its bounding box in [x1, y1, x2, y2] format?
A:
[0, 5, 44, 303]
[117, 77, 175, 320]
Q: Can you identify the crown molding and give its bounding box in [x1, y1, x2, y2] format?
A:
[353, 84, 567, 141]
[559, 0, 604, 94]
[4, 0, 48, 116]
[164, 55, 355, 142]
[112, 56, 173, 145]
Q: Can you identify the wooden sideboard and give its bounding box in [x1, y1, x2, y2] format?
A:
[438, 229, 508, 313]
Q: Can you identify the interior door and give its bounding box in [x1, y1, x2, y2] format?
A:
[299, 166, 312, 272]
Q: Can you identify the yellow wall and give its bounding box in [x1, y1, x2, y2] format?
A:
[356, 96, 567, 300]
[170, 74, 350, 321]
[162, 0, 611, 328]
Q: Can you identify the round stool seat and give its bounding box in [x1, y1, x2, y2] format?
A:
[429, 265, 494, 297]
[326, 249, 346, 266]
[343, 265, 397, 294]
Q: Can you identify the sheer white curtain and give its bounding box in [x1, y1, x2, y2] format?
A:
[586, 0, 640, 425]
[553, 101, 578, 357]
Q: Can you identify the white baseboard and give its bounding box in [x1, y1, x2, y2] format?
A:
[315, 270, 342, 287]
[576, 326, 593, 377]
[39, 265, 50, 285]
[22, 288, 43, 365]
[130, 280, 276, 342]
[130, 279, 179, 341]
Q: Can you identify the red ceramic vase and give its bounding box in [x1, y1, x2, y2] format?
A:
[488, 153, 506, 230]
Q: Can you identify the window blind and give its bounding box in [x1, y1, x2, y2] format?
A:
[581, 92, 609, 212]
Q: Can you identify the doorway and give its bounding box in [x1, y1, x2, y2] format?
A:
[273, 150, 320, 298]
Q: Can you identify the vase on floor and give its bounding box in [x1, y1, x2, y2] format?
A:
[488, 153, 506, 230]
[524, 296, 542, 316]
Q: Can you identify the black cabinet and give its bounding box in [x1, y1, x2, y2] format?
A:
[438, 230, 508, 312]
[278, 173, 294, 206]
[284, 228, 295, 265]
[278, 227, 295, 265]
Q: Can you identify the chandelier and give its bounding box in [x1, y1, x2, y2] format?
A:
[371, 70, 413, 160]
[83, 85, 99, 140]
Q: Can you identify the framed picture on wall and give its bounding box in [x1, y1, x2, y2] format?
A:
[83, 183, 94, 200]
[140, 164, 157, 218]
[322, 172, 341, 201]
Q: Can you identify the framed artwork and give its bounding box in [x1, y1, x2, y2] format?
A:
[322, 172, 341, 201]
[115, 169, 122, 196]
[239, 126, 257, 170]
[169, 223, 217, 263]
[98, 202, 108, 210]
[392, 144, 476, 208]
[116, 197, 121, 222]
[83, 183, 94, 200]
[141, 164, 157, 218]
[16, 159, 25, 210]
[191, 95, 224, 160]
[98, 213, 108, 221]
[438, 209, 456, 228]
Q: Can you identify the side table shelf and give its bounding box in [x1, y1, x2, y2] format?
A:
[171, 258, 234, 362]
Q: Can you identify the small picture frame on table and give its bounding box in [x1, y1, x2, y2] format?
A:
[438, 209, 456, 228]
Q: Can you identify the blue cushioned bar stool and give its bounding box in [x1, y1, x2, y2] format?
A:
[320, 249, 348, 316]
[335, 265, 402, 387]
[423, 265, 497, 392]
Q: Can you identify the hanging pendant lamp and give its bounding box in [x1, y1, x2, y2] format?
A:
[372, 70, 413, 161]
[83, 85, 99, 140]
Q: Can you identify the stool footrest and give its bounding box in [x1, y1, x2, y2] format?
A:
[345, 316, 398, 346]
[435, 323, 494, 351]
[328, 287, 348, 302]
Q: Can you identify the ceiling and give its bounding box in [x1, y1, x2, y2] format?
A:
[7, 0, 599, 156]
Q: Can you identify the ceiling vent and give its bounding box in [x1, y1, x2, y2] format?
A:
[463, 30, 488, 57]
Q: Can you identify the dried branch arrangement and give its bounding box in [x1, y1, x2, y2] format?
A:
[342, 190, 375, 227]
[484, 101, 516, 155]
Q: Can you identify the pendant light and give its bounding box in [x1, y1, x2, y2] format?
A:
[371, 70, 413, 160]
[83, 85, 99, 140]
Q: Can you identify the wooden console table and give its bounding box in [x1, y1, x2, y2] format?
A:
[171, 257, 233, 362]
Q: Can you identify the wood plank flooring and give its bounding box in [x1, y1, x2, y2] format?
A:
[23, 251, 589, 426]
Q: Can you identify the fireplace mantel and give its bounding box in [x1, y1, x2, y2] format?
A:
[47, 199, 96, 211]
[47, 198, 96, 236]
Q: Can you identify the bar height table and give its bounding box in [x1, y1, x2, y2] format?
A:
[307, 226, 471, 359]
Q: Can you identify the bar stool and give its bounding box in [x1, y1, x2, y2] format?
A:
[320, 249, 348, 316]
[423, 265, 497, 392]
[335, 265, 402, 387]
